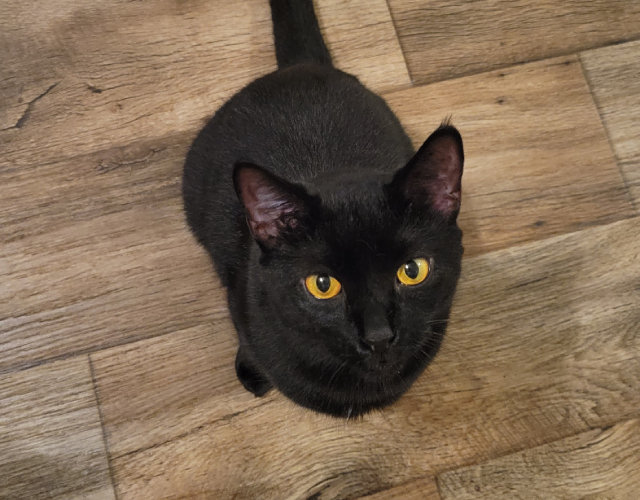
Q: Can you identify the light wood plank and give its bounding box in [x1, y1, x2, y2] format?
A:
[0, 200, 226, 373]
[357, 477, 441, 500]
[387, 0, 640, 84]
[315, 0, 410, 92]
[581, 40, 640, 211]
[0, 0, 409, 170]
[385, 56, 634, 256]
[93, 217, 640, 499]
[0, 357, 115, 500]
[438, 419, 640, 500]
[90, 324, 262, 459]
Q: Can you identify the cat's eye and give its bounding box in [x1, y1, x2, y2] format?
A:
[397, 258, 429, 286]
[305, 274, 342, 299]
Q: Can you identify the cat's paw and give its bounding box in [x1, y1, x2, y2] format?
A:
[235, 349, 272, 397]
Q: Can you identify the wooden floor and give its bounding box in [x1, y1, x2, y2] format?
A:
[1, 1, 639, 499]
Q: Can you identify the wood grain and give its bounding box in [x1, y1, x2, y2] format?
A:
[438, 419, 640, 500]
[0, 133, 190, 244]
[386, 0, 640, 84]
[314, 0, 410, 92]
[92, 217, 640, 499]
[581, 40, 640, 211]
[385, 56, 634, 256]
[0, 200, 226, 373]
[0, 0, 409, 170]
[356, 477, 441, 500]
[90, 324, 256, 459]
[0, 357, 115, 500]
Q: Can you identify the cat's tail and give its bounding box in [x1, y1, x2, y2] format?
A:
[270, 0, 332, 68]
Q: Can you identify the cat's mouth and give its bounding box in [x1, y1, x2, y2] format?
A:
[361, 349, 404, 375]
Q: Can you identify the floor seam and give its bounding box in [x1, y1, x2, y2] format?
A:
[88, 355, 120, 500]
[577, 51, 638, 215]
[383, 0, 414, 87]
[379, 34, 640, 92]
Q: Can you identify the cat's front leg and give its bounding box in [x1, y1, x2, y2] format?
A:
[235, 347, 272, 397]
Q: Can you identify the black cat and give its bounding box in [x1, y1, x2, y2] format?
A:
[182, 0, 464, 417]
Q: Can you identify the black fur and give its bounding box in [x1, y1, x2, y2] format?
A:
[270, 0, 332, 68]
[182, 0, 464, 417]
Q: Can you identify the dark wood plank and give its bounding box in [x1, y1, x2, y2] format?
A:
[385, 56, 634, 256]
[93, 217, 640, 499]
[438, 419, 640, 500]
[0, 0, 409, 170]
[0, 357, 115, 500]
[581, 40, 640, 212]
[387, 0, 640, 84]
[0, 133, 190, 244]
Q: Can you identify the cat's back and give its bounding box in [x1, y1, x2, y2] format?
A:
[191, 64, 412, 183]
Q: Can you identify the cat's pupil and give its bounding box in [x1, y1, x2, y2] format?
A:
[404, 261, 419, 279]
[316, 274, 331, 293]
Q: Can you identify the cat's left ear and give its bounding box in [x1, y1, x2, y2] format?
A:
[233, 163, 312, 249]
[388, 125, 464, 222]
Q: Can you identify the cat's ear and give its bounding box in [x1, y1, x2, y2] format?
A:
[233, 163, 311, 248]
[389, 125, 464, 221]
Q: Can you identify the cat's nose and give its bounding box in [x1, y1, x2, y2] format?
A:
[362, 324, 395, 355]
[365, 337, 394, 355]
[361, 305, 395, 355]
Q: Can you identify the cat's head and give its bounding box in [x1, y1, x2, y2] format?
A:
[234, 125, 464, 416]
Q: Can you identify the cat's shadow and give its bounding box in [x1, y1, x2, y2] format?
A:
[456, 191, 481, 256]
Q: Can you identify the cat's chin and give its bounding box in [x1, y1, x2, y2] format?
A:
[289, 356, 426, 418]
[362, 357, 405, 378]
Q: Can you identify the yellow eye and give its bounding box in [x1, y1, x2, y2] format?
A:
[305, 274, 342, 299]
[397, 258, 429, 286]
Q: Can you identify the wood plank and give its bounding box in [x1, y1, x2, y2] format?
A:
[386, 0, 640, 84]
[357, 477, 441, 500]
[90, 324, 261, 459]
[0, 0, 409, 170]
[0, 200, 226, 373]
[0, 357, 115, 500]
[581, 40, 640, 211]
[385, 56, 634, 256]
[437, 419, 640, 500]
[93, 217, 640, 499]
[0, 133, 190, 244]
[314, 0, 410, 92]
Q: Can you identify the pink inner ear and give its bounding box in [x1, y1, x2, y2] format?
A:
[429, 137, 462, 212]
[405, 133, 462, 217]
[429, 179, 460, 213]
[235, 166, 304, 245]
[246, 188, 298, 241]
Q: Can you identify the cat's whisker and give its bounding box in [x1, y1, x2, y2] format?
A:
[419, 334, 474, 372]
[410, 344, 462, 393]
[327, 360, 349, 392]
[429, 357, 462, 392]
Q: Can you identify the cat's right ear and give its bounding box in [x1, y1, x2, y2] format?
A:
[233, 163, 312, 248]
[388, 125, 464, 222]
